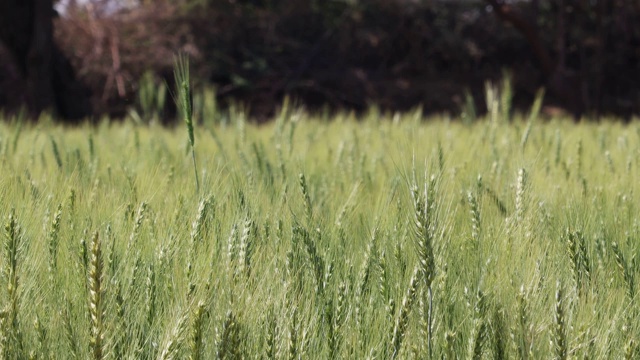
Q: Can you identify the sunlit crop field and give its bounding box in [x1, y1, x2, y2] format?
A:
[0, 109, 639, 359]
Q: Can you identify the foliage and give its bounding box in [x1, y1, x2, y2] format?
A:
[48, 0, 640, 121]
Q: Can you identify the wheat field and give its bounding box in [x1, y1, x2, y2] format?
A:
[0, 106, 639, 359]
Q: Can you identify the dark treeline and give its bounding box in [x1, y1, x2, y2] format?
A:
[1, 0, 638, 122]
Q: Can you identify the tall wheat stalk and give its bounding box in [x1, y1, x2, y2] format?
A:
[491, 306, 507, 360]
[218, 310, 242, 360]
[238, 216, 255, 278]
[515, 168, 527, 224]
[513, 285, 531, 360]
[298, 173, 313, 223]
[34, 313, 50, 359]
[355, 229, 377, 329]
[159, 311, 189, 360]
[552, 282, 567, 360]
[410, 174, 437, 357]
[88, 231, 105, 360]
[61, 296, 79, 359]
[468, 190, 481, 243]
[288, 307, 298, 360]
[390, 266, 419, 359]
[565, 230, 591, 297]
[468, 290, 487, 360]
[3, 209, 24, 358]
[48, 203, 63, 274]
[174, 53, 199, 193]
[265, 308, 277, 360]
[189, 301, 207, 360]
[611, 242, 635, 300]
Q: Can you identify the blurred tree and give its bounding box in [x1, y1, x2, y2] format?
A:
[19, 0, 636, 120]
[0, 0, 90, 120]
[484, 0, 640, 118]
[483, 0, 584, 117]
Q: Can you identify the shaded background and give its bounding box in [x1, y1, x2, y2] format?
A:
[1, 0, 639, 122]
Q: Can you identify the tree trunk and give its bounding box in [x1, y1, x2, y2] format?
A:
[0, 0, 91, 121]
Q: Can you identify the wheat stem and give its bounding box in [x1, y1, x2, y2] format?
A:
[390, 266, 419, 359]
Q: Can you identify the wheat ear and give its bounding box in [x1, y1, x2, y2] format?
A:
[174, 53, 199, 193]
[3, 209, 24, 357]
[552, 281, 567, 360]
[88, 231, 104, 360]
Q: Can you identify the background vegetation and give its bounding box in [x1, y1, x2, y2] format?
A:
[1, 0, 639, 121]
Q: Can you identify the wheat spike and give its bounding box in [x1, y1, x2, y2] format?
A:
[552, 281, 567, 360]
[3, 209, 24, 357]
[468, 290, 487, 360]
[189, 301, 207, 360]
[173, 52, 199, 193]
[515, 168, 527, 223]
[88, 231, 104, 360]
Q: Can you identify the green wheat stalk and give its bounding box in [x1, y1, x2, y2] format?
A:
[34, 314, 50, 359]
[158, 311, 189, 360]
[189, 301, 207, 360]
[50, 135, 63, 169]
[218, 310, 242, 360]
[514, 285, 531, 360]
[355, 229, 377, 328]
[128, 201, 148, 249]
[390, 266, 419, 359]
[527, 88, 545, 123]
[48, 203, 63, 273]
[3, 209, 24, 358]
[145, 263, 157, 327]
[410, 175, 437, 357]
[190, 196, 212, 248]
[468, 290, 488, 360]
[552, 281, 567, 360]
[61, 297, 79, 359]
[625, 339, 637, 360]
[265, 308, 277, 360]
[491, 306, 507, 360]
[298, 173, 313, 223]
[238, 216, 255, 278]
[88, 231, 104, 360]
[612, 242, 635, 300]
[174, 53, 199, 193]
[468, 190, 481, 243]
[288, 307, 298, 360]
[515, 168, 527, 224]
